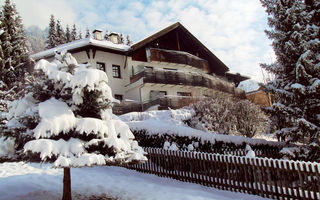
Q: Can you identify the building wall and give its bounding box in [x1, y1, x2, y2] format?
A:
[67, 50, 243, 106]
[140, 84, 207, 102]
[246, 90, 272, 107]
[72, 50, 129, 99]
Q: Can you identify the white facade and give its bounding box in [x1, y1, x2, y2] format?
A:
[31, 24, 245, 113]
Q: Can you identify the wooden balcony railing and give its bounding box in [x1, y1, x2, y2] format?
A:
[130, 69, 239, 95]
[148, 48, 209, 72]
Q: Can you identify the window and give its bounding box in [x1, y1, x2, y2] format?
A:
[114, 94, 123, 101]
[150, 90, 167, 100]
[177, 92, 192, 97]
[112, 65, 121, 78]
[96, 62, 105, 72]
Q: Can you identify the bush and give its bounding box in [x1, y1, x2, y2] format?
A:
[187, 97, 267, 137]
[131, 129, 281, 154]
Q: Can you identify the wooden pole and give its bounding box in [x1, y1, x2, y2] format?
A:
[62, 167, 72, 200]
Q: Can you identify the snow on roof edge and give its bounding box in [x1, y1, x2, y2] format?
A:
[31, 38, 131, 60]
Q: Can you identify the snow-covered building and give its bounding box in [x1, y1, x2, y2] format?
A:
[238, 79, 272, 107]
[32, 22, 248, 114]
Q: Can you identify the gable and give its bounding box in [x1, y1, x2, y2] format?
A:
[130, 22, 229, 76]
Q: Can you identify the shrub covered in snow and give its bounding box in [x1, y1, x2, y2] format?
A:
[120, 109, 282, 154]
[132, 129, 280, 154]
[0, 51, 146, 200]
[186, 97, 267, 137]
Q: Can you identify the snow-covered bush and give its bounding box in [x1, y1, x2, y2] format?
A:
[187, 97, 267, 137]
[0, 51, 147, 200]
[186, 97, 236, 134]
[233, 100, 267, 137]
[132, 129, 281, 154]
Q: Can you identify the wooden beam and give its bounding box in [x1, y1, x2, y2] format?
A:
[86, 49, 90, 59]
[92, 48, 96, 59]
[176, 29, 181, 51]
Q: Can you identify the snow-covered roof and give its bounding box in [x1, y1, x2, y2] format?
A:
[31, 38, 130, 60]
[226, 70, 250, 78]
[92, 29, 103, 33]
[237, 79, 261, 93]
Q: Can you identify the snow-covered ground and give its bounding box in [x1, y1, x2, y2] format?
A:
[0, 162, 269, 200]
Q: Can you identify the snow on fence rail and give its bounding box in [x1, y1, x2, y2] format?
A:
[125, 148, 320, 200]
[210, 148, 282, 159]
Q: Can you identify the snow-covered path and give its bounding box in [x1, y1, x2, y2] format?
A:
[0, 162, 269, 200]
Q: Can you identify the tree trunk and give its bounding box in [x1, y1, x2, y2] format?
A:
[62, 167, 72, 200]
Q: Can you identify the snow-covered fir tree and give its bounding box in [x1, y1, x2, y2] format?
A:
[104, 29, 110, 41]
[78, 29, 82, 39]
[45, 15, 57, 49]
[85, 27, 90, 38]
[119, 33, 124, 44]
[56, 20, 66, 45]
[71, 24, 77, 41]
[65, 25, 71, 43]
[25, 25, 46, 53]
[0, 51, 147, 199]
[0, 0, 29, 87]
[0, 0, 29, 132]
[126, 35, 132, 46]
[260, 0, 320, 161]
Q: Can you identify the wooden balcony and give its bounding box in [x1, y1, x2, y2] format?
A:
[148, 48, 209, 72]
[130, 69, 241, 95]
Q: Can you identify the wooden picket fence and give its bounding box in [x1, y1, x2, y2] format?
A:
[125, 148, 320, 200]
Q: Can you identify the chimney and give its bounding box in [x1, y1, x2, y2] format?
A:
[109, 32, 119, 44]
[92, 29, 103, 40]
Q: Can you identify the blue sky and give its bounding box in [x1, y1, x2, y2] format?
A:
[11, 0, 275, 82]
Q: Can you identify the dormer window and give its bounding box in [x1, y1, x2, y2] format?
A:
[92, 29, 103, 40]
[109, 33, 119, 44]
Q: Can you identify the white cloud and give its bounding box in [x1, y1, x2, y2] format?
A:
[9, 0, 274, 82]
[12, 0, 77, 29]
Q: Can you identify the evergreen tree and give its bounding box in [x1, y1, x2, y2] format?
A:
[71, 24, 77, 41]
[104, 29, 110, 41]
[45, 15, 57, 49]
[25, 25, 46, 53]
[78, 29, 82, 39]
[0, 0, 30, 154]
[56, 20, 66, 45]
[65, 25, 71, 43]
[85, 27, 90, 38]
[0, 51, 147, 199]
[126, 35, 132, 46]
[0, 0, 29, 87]
[119, 33, 124, 44]
[260, 0, 320, 160]
[0, 10, 7, 83]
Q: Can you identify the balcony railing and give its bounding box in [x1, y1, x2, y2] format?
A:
[130, 69, 241, 95]
[112, 96, 207, 115]
[148, 48, 209, 72]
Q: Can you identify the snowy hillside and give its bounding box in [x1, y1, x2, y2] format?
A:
[0, 162, 268, 200]
[237, 79, 260, 93]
